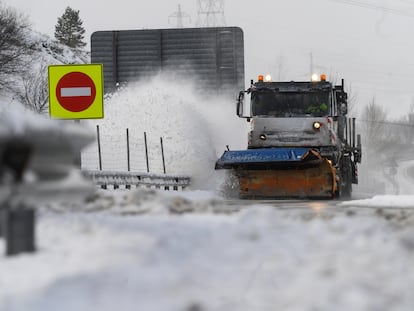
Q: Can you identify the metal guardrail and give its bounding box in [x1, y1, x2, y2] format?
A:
[83, 170, 191, 191]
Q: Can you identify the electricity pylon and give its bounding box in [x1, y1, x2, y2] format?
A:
[169, 4, 191, 28]
[196, 0, 226, 27]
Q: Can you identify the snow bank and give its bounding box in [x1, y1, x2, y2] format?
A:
[342, 195, 414, 208]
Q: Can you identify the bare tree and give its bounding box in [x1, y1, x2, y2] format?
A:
[408, 100, 414, 124]
[361, 97, 388, 147]
[0, 2, 35, 89]
[357, 97, 389, 190]
[17, 60, 49, 114]
[358, 97, 414, 193]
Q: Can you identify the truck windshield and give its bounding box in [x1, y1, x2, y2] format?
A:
[251, 91, 330, 117]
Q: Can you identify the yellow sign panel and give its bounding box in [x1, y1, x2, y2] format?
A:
[48, 64, 104, 119]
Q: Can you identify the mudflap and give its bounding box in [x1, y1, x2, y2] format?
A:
[216, 148, 337, 199]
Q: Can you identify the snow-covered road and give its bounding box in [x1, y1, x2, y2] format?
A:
[2, 189, 414, 311]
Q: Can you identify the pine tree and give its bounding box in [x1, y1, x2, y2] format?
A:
[54, 7, 86, 48]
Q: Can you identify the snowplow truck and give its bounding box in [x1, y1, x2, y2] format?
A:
[215, 74, 362, 199]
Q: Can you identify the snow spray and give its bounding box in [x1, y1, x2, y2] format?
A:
[83, 73, 247, 190]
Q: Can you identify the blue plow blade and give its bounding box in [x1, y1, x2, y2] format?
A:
[215, 148, 311, 169]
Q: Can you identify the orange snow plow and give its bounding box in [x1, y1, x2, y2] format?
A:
[216, 148, 337, 199]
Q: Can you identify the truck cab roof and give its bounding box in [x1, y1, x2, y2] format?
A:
[251, 81, 333, 93]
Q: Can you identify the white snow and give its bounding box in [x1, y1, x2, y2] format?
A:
[342, 195, 414, 208]
[81, 74, 247, 190]
[0, 103, 94, 140]
[0, 103, 52, 137]
[2, 189, 414, 311]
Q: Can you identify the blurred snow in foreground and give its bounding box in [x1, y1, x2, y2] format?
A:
[2, 80, 414, 311]
[1, 188, 414, 311]
[0, 76, 414, 311]
[0, 103, 95, 204]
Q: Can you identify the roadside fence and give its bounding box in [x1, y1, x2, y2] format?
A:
[82, 125, 170, 173]
[81, 125, 190, 190]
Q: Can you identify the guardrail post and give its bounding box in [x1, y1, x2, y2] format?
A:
[144, 132, 150, 173]
[2, 205, 36, 256]
[160, 137, 166, 174]
[126, 128, 130, 172]
[97, 125, 102, 171]
[0, 207, 5, 238]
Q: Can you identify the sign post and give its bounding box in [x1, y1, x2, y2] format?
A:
[48, 64, 104, 119]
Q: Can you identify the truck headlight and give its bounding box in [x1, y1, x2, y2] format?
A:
[313, 121, 321, 130]
[311, 74, 319, 82]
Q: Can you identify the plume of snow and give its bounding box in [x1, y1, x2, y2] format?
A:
[82, 73, 247, 190]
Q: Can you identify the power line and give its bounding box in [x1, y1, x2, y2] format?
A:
[329, 0, 414, 18]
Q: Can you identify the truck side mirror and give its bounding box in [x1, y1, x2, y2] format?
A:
[236, 91, 245, 117]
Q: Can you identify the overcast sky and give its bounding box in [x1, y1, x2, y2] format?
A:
[5, 0, 414, 118]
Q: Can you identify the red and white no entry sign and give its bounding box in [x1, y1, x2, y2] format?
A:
[56, 71, 97, 112]
[48, 64, 103, 119]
